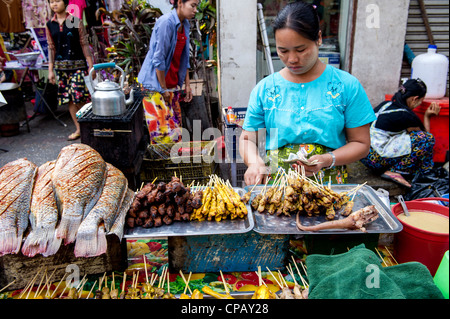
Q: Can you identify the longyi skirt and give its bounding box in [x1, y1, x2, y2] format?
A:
[56, 69, 90, 106]
[142, 91, 183, 144]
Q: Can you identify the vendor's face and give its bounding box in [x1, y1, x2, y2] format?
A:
[49, 0, 66, 14]
[275, 28, 321, 76]
[178, 0, 199, 20]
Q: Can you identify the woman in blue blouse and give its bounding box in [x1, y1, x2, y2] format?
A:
[239, 1, 376, 185]
[138, 0, 198, 144]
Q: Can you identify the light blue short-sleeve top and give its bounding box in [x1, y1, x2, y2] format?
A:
[243, 65, 376, 151]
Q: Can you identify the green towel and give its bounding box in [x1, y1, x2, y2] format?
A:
[306, 244, 444, 299]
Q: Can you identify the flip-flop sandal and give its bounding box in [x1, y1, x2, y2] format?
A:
[67, 132, 81, 141]
[381, 172, 411, 188]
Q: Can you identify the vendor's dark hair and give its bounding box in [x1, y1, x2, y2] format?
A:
[272, 1, 321, 41]
[48, 0, 69, 6]
[172, 0, 190, 9]
[392, 78, 427, 105]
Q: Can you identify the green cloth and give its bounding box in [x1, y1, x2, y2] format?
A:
[306, 244, 444, 299]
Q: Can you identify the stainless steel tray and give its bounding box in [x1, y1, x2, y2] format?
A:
[245, 184, 403, 235]
[124, 188, 254, 238]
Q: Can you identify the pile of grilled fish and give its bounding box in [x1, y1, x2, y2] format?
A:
[0, 143, 134, 258]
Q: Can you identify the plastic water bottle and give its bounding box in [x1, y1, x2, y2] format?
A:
[226, 106, 236, 124]
[411, 44, 449, 99]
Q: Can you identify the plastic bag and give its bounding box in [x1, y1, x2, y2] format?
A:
[404, 167, 449, 201]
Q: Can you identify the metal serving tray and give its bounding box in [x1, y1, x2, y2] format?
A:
[124, 188, 254, 238]
[245, 184, 403, 235]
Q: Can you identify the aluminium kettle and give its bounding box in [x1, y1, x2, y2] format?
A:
[89, 62, 134, 116]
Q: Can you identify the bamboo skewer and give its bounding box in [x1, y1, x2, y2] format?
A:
[121, 273, 127, 295]
[219, 270, 230, 295]
[179, 270, 193, 294]
[38, 268, 57, 297]
[34, 268, 48, 298]
[266, 267, 283, 288]
[0, 279, 16, 294]
[384, 246, 399, 265]
[86, 280, 97, 299]
[291, 256, 309, 288]
[51, 273, 67, 299]
[20, 267, 42, 299]
[375, 247, 388, 267]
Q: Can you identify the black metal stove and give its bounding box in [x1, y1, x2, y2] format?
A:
[78, 93, 145, 189]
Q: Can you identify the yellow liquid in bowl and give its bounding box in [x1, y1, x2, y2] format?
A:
[397, 211, 449, 234]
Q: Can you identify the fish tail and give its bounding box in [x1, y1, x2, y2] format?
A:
[43, 232, 62, 257]
[96, 224, 108, 257]
[0, 231, 23, 256]
[74, 217, 105, 258]
[56, 214, 82, 244]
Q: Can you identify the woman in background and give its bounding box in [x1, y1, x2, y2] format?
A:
[361, 78, 440, 188]
[46, 0, 94, 141]
[138, 0, 197, 144]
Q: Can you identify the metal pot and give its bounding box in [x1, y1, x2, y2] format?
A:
[89, 62, 134, 116]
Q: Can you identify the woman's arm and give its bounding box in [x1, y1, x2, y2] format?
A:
[184, 72, 193, 102]
[423, 102, 441, 132]
[46, 25, 56, 85]
[298, 124, 372, 176]
[239, 130, 268, 185]
[156, 69, 170, 103]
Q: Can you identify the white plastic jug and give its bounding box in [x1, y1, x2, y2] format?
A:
[411, 45, 449, 99]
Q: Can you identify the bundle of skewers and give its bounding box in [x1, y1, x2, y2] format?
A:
[243, 168, 366, 221]
[126, 174, 203, 228]
[190, 174, 248, 222]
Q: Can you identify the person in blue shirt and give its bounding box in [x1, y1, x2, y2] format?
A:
[138, 0, 198, 144]
[239, 1, 376, 185]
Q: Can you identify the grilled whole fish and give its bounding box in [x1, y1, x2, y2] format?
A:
[108, 188, 135, 240]
[74, 163, 128, 257]
[0, 158, 38, 256]
[52, 144, 107, 244]
[22, 161, 62, 257]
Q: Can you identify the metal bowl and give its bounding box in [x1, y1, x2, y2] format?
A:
[7, 52, 41, 67]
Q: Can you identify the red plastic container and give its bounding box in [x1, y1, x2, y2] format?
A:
[392, 198, 449, 276]
[385, 95, 449, 163]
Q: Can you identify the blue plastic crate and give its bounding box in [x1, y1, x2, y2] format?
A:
[224, 125, 243, 161]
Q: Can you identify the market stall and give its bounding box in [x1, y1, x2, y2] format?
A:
[0, 0, 448, 303]
[0, 141, 448, 300]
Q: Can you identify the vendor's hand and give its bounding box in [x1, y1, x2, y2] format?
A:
[425, 102, 441, 117]
[292, 154, 331, 176]
[244, 163, 268, 186]
[162, 91, 171, 104]
[48, 70, 56, 85]
[184, 86, 193, 103]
